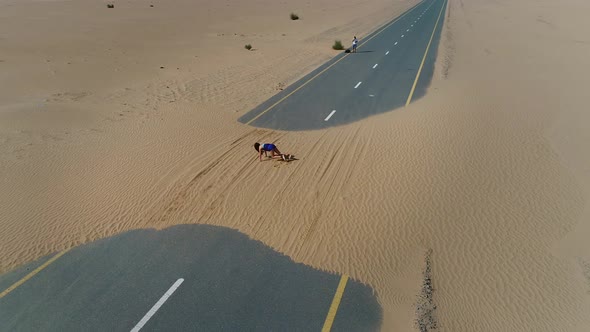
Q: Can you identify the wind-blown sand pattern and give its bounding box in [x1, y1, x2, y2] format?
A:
[1, 0, 590, 330]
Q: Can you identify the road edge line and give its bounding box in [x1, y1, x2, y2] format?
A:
[0, 248, 71, 299]
[405, 0, 446, 106]
[321, 274, 349, 332]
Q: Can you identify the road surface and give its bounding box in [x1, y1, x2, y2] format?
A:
[239, 0, 448, 131]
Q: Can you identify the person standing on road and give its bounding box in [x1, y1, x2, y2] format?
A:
[352, 36, 358, 53]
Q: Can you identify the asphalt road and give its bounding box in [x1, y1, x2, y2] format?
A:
[0, 225, 381, 331]
[239, 0, 448, 131]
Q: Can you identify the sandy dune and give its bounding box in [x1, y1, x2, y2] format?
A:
[1, 0, 590, 330]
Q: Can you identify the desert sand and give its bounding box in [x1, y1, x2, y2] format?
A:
[1, 0, 590, 330]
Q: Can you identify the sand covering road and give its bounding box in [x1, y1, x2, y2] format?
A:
[1, 0, 589, 330]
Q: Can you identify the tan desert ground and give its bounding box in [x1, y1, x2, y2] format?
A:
[1, 0, 590, 330]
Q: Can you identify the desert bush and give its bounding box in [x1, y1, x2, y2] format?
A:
[332, 40, 344, 50]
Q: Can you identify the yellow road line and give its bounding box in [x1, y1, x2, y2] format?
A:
[321, 275, 349, 332]
[246, 0, 426, 125]
[405, 0, 446, 106]
[0, 248, 70, 299]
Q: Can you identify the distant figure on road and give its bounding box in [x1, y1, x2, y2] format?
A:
[254, 142, 291, 162]
[352, 36, 358, 53]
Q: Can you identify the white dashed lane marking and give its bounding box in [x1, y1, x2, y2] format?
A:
[130, 279, 184, 332]
[373, 64, 378, 69]
[324, 110, 336, 121]
[354, 82, 362, 89]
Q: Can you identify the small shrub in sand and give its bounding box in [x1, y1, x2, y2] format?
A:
[332, 40, 344, 50]
[290, 13, 299, 20]
[244, 44, 252, 51]
[107, 3, 114, 8]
